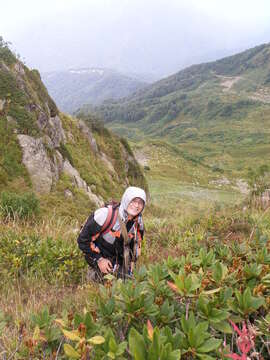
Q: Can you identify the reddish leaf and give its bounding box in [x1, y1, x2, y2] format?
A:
[147, 319, 153, 340]
[167, 281, 178, 293]
[225, 320, 255, 360]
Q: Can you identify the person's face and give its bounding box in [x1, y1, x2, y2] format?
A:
[127, 197, 144, 217]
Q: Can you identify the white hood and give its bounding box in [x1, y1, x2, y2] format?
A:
[119, 186, 146, 221]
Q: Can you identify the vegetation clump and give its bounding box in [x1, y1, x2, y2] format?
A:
[1, 203, 270, 359]
[0, 36, 16, 65]
[0, 191, 40, 220]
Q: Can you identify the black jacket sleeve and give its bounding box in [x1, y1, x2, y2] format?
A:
[77, 213, 103, 266]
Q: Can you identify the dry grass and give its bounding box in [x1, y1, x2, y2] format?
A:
[0, 277, 99, 356]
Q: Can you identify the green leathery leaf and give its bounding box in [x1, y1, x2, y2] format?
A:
[88, 335, 105, 345]
[212, 262, 227, 283]
[116, 341, 127, 356]
[107, 351, 116, 359]
[62, 329, 81, 342]
[63, 344, 80, 359]
[212, 320, 233, 334]
[129, 328, 147, 360]
[197, 338, 222, 353]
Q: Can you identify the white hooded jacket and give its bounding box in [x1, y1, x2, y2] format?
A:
[78, 186, 146, 266]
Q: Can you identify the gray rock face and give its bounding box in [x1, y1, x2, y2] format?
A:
[63, 159, 103, 206]
[77, 119, 98, 153]
[37, 112, 66, 148]
[14, 62, 25, 76]
[48, 115, 66, 148]
[50, 150, 64, 183]
[37, 111, 48, 131]
[17, 133, 103, 204]
[17, 135, 53, 194]
[3, 59, 110, 206]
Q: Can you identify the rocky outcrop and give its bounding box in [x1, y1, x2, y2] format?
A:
[1, 46, 146, 206]
[50, 150, 64, 183]
[37, 110, 48, 131]
[63, 159, 103, 206]
[47, 115, 66, 147]
[77, 119, 98, 153]
[17, 134, 104, 204]
[14, 62, 25, 76]
[17, 135, 53, 194]
[37, 112, 66, 148]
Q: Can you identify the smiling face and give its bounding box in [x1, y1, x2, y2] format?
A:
[126, 197, 144, 217]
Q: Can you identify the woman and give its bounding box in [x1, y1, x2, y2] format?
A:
[77, 186, 146, 281]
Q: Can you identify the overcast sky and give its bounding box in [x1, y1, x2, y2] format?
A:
[2, 0, 270, 78]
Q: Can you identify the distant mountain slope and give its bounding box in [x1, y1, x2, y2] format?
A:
[0, 39, 147, 219]
[41, 68, 147, 113]
[94, 43, 270, 128]
[88, 43, 270, 178]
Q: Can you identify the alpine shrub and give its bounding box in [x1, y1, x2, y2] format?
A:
[0, 191, 40, 219]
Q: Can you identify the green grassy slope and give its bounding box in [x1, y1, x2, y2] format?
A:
[87, 43, 270, 182]
[133, 139, 244, 213]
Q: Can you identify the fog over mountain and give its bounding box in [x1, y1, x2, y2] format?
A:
[2, 0, 270, 78]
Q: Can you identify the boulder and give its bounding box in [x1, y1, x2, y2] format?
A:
[17, 135, 53, 194]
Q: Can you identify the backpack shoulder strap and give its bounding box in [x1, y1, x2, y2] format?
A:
[100, 204, 119, 235]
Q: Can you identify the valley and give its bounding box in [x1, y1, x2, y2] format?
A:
[1, 38, 270, 359]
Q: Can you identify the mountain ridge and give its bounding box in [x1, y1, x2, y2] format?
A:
[83, 42, 270, 180]
[41, 67, 148, 114]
